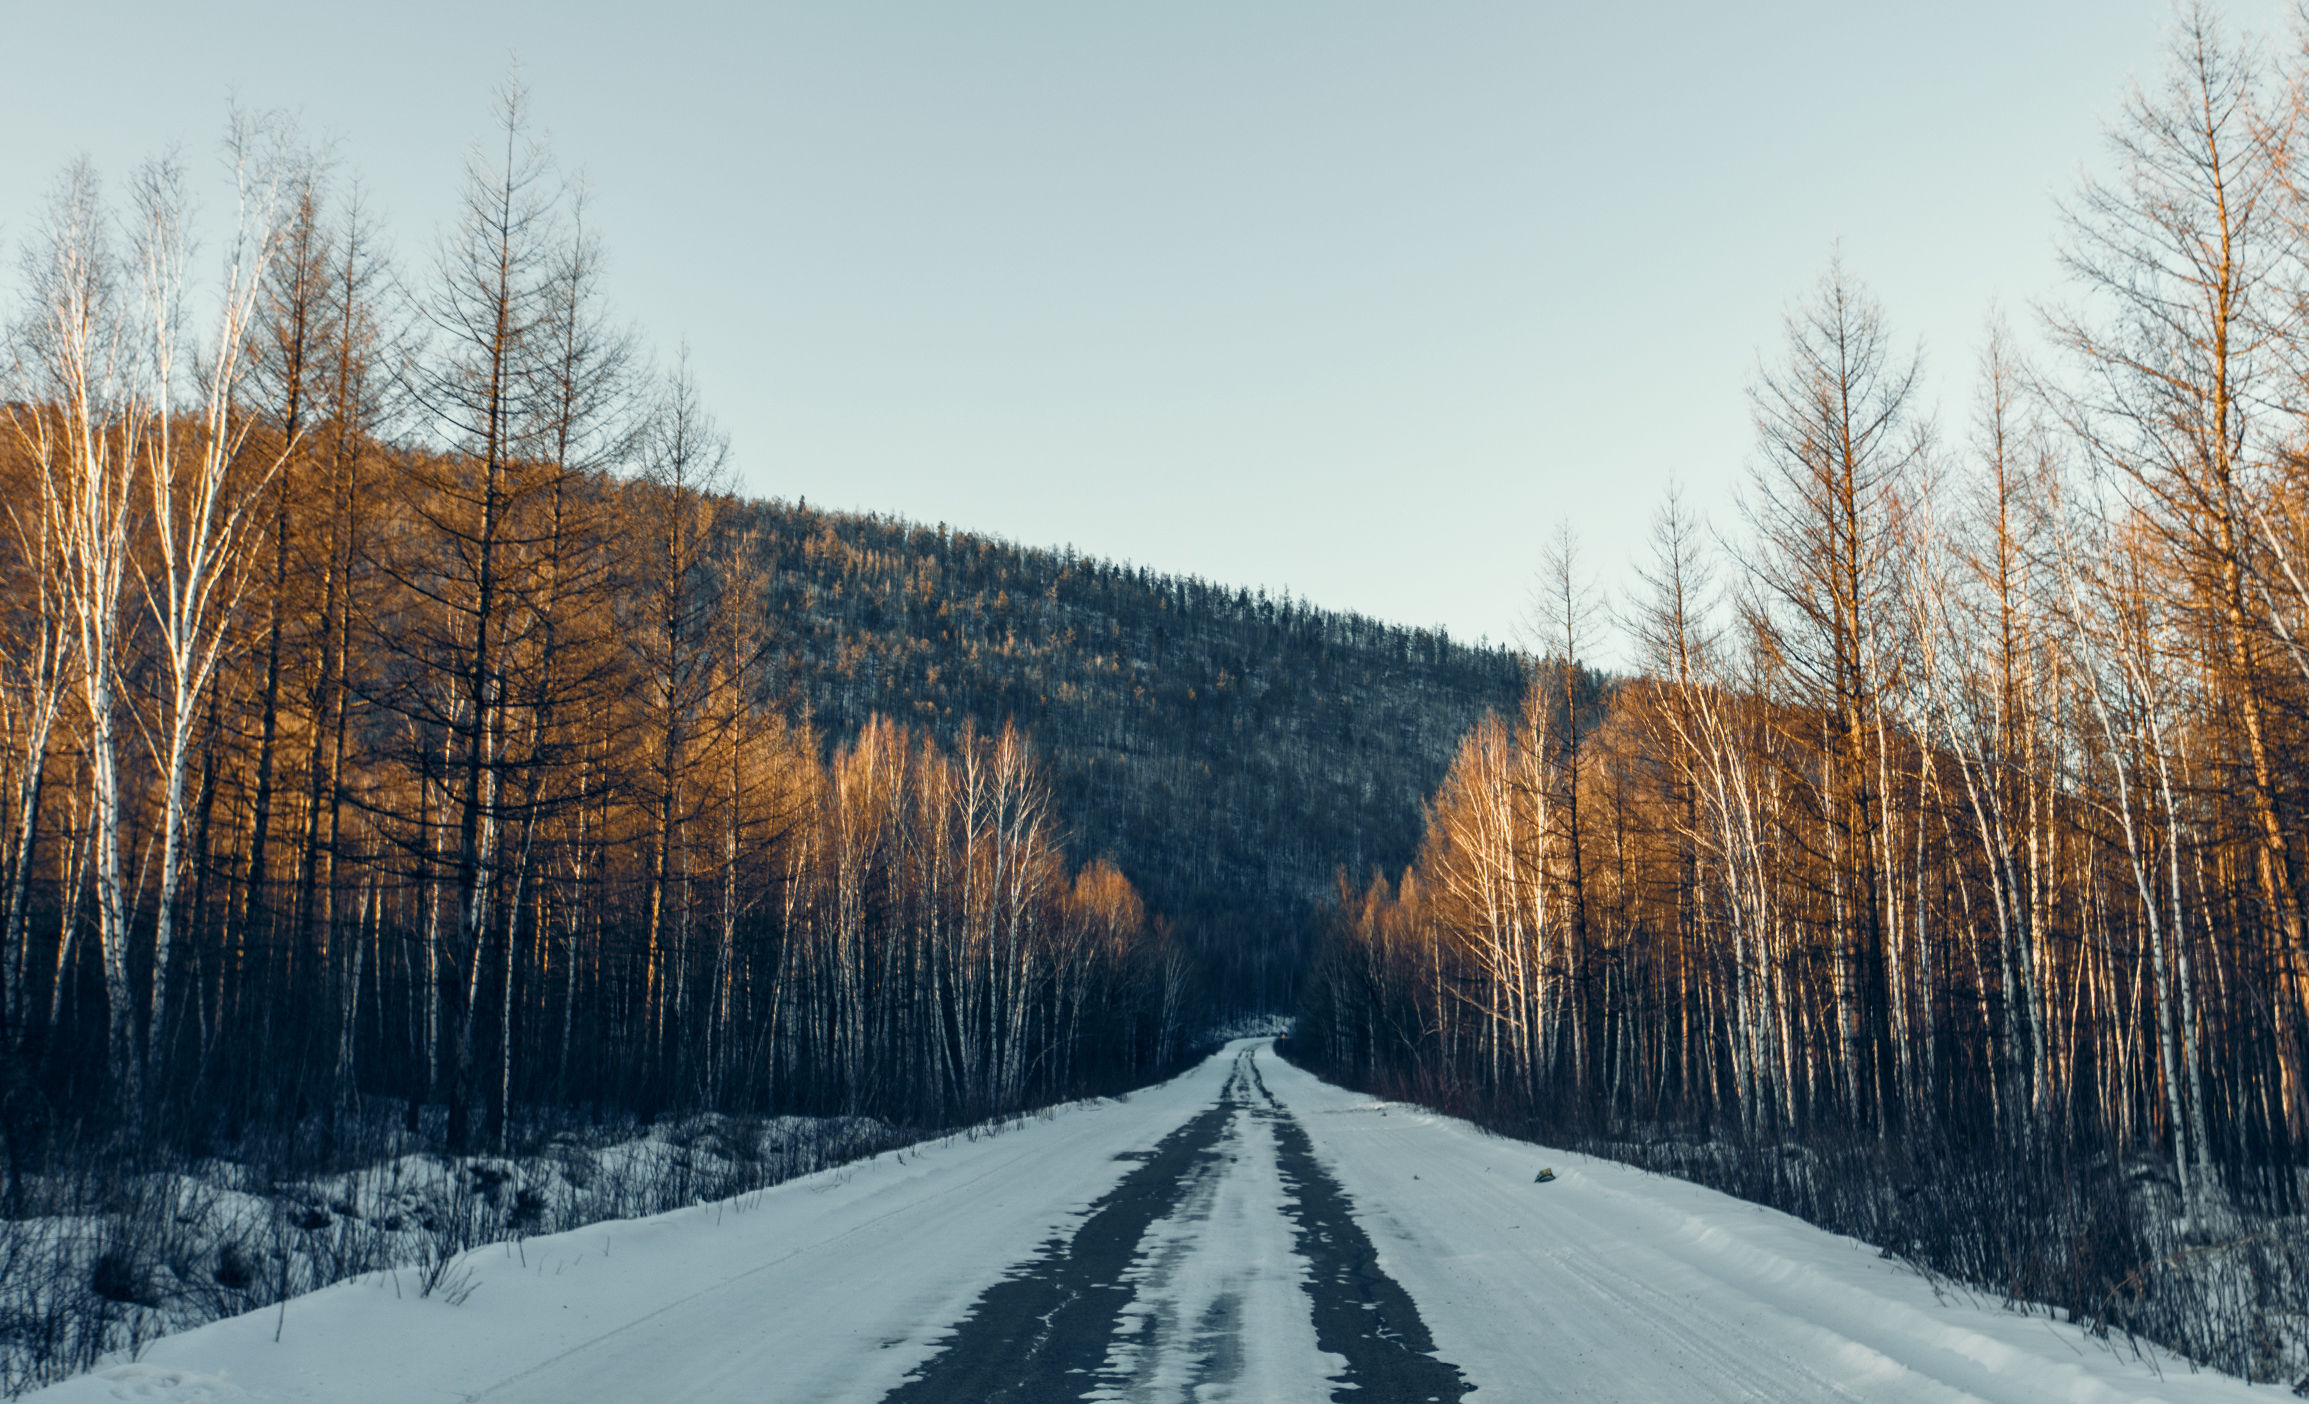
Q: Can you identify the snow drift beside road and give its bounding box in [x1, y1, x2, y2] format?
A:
[24, 1055, 1238, 1404]
[1264, 1049, 2259, 1402]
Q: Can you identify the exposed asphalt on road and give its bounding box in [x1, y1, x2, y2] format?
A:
[883, 1047, 1468, 1403]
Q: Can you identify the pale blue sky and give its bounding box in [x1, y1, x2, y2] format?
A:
[2, 2, 2287, 653]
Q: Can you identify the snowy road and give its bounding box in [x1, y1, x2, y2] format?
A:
[38, 1041, 2258, 1402]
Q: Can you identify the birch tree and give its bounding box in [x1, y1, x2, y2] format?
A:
[19, 163, 145, 1109]
[132, 130, 292, 1086]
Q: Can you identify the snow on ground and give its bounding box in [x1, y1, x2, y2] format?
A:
[0, 1110, 903, 1394]
[1265, 1048, 2263, 1402]
[26, 1041, 2268, 1402]
[23, 1055, 1234, 1404]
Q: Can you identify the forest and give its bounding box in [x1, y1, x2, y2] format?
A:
[0, 83, 1549, 1387]
[0, 89, 1229, 1180]
[1291, 11, 2309, 1380]
[0, 61, 1544, 1161]
[731, 498, 1528, 1015]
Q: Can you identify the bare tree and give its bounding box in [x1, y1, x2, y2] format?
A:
[1743, 259, 1928, 1134]
[0, 402, 74, 1044]
[1534, 523, 1600, 1093]
[630, 352, 731, 1055]
[18, 162, 146, 1108]
[389, 77, 565, 1149]
[133, 125, 292, 1086]
[2051, 5, 2309, 1140]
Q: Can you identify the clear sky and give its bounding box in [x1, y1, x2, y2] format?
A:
[1, 2, 2290, 655]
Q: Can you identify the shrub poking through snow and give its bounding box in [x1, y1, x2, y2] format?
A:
[0, 1104, 908, 1395]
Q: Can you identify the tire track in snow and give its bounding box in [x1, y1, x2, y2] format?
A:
[1251, 1055, 1471, 1403]
[1088, 1051, 1340, 1402]
[881, 1074, 1241, 1402]
[886, 1048, 1468, 1403]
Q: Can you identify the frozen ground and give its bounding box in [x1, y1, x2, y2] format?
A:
[29, 1041, 2262, 1402]
[0, 1108, 901, 1394]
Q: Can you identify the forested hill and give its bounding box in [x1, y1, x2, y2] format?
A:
[731, 500, 1529, 1008]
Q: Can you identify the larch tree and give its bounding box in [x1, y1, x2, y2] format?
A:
[2051, 3, 2309, 1141]
[1742, 261, 1927, 1136]
[391, 77, 564, 1149]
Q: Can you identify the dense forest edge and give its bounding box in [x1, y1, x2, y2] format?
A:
[1292, 9, 2309, 1386]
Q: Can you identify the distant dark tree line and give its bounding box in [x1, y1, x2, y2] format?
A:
[0, 90, 1181, 1158]
[728, 500, 1528, 1017]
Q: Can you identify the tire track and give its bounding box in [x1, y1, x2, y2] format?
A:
[882, 1069, 1245, 1402]
[885, 1048, 1468, 1403]
[1251, 1054, 1472, 1403]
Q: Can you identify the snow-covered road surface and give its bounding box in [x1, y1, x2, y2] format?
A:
[34, 1040, 2258, 1402]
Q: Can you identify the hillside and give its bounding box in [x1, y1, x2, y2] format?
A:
[733, 500, 1529, 1009]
